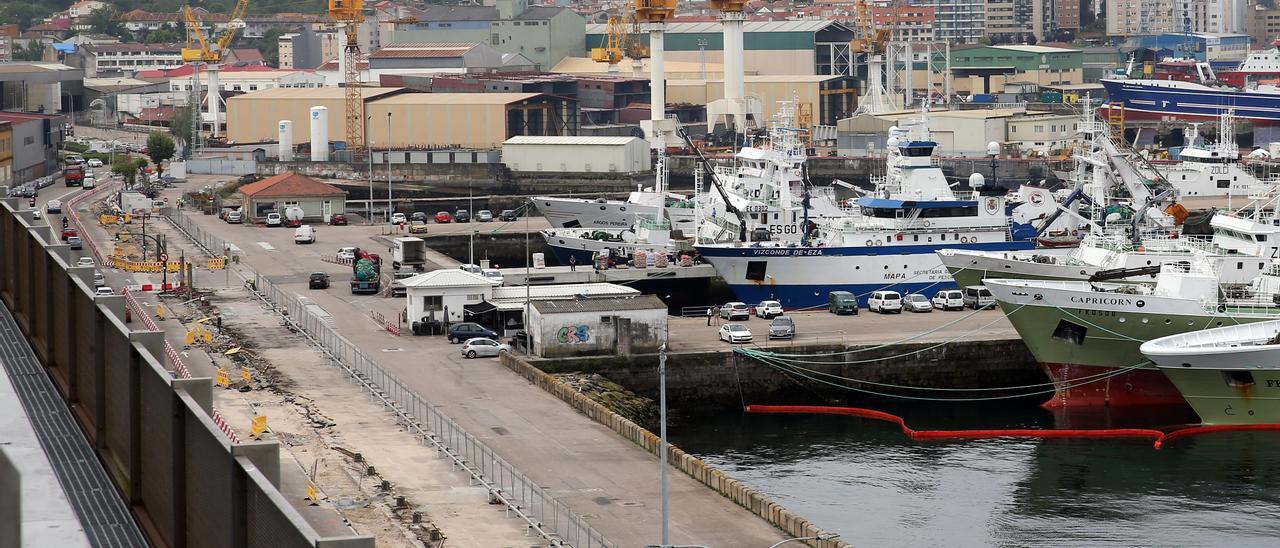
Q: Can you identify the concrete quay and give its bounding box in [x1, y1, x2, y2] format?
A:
[159, 182, 793, 546]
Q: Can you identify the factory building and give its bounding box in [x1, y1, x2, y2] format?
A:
[585, 20, 855, 76]
[502, 136, 651, 173]
[949, 45, 1083, 93]
[365, 92, 576, 149]
[379, 72, 650, 127]
[225, 87, 402, 146]
[666, 75, 856, 126]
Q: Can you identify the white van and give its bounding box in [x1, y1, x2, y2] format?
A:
[963, 285, 996, 310]
[932, 289, 964, 311]
[868, 291, 902, 314]
[293, 225, 316, 244]
[82, 175, 96, 189]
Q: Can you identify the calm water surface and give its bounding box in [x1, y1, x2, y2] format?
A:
[669, 402, 1280, 547]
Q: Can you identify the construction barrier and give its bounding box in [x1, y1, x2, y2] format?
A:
[250, 416, 268, 439]
[109, 256, 184, 273]
[207, 257, 226, 270]
[385, 321, 401, 337]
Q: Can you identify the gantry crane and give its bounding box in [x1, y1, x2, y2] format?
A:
[329, 0, 365, 155]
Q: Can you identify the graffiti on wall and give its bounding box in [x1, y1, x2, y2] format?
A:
[557, 324, 591, 344]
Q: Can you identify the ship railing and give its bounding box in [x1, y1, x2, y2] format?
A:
[1202, 298, 1280, 316]
[1159, 260, 1218, 277]
[637, 216, 671, 230]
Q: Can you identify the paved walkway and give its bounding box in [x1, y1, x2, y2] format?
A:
[163, 182, 791, 546]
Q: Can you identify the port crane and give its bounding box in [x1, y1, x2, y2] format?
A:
[181, 0, 250, 139]
[591, 2, 648, 74]
[329, 0, 365, 156]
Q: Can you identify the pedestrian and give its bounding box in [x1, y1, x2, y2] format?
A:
[706, 306, 714, 326]
[569, 254, 577, 272]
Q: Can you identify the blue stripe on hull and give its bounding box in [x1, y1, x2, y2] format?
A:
[697, 239, 1034, 258]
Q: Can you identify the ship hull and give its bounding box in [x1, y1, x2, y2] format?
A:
[986, 279, 1280, 407]
[1160, 368, 1280, 424]
[698, 240, 1036, 309]
[1101, 79, 1280, 125]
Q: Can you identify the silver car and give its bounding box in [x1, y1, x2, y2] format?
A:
[461, 337, 510, 358]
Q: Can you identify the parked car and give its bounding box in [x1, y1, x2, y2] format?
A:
[828, 291, 859, 315]
[94, 286, 115, 296]
[963, 285, 996, 310]
[498, 209, 518, 222]
[308, 272, 330, 289]
[46, 199, 62, 213]
[434, 211, 453, 223]
[87, 158, 103, 167]
[459, 263, 483, 274]
[329, 214, 348, 226]
[719, 323, 753, 344]
[391, 212, 407, 225]
[411, 211, 428, 223]
[408, 220, 429, 234]
[264, 212, 281, 227]
[768, 316, 795, 339]
[481, 268, 504, 285]
[461, 337, 510, 358]
[32, 209, 41, 220]
[447, 322, 497, 343]
[476, 210, 493, 222]
[67, 236, 82, 250]
[226, 210, 243, 224]
[903, 293, 933, 313]
[719, 302, 750, 321]
[66, 155, 85, 165]
[755, 300, 783, 319]
[337, 247, 356, 261]
[76, 257, 94, 268]
[932, 289, 964, 311]
[454, 209, 471, 223]
[293, 225, 316, 244]
[868, 291, 902, 314]
[93, 271, 106, 287]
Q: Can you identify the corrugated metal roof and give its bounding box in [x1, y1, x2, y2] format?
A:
[586, 20, 841, 35]
[404, 269, 499, 288]
[531, 294, 666, 313]
[371, 92, 541, 105]
[503, 136, 641, 146]
[491, 283, 639, 301]
[229, 87, 402, 100]
[988, 45, 1081, 54]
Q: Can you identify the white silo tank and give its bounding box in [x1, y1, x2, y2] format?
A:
[278, 120, 294, 161]
[310, 106, 329, 162]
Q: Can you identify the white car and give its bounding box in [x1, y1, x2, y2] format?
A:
[337, 247, 356, 261]
[32, 209, 41, 219]
[46, 199, 62, 213]
[76, 257, 95, 268]
[293, 225, 316, 244]
[94, 286, 115, 297]
[87, 158, 103, 167]
[868, 291, 903, 314]
[265, 212, 282, 227]
[932, 290, 964, 311]
[391, 212, 407, 225]
[719, 302, 750, 320]
[482, 268, 504, 285]
[719, 323, 753, 344]
[93, 271, 105, 287]
[903, 293, 933, 313]
[461, 337, 510, 358]
[755, 300, 783, 319]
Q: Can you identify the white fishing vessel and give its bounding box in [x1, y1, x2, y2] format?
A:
[696, 105, 1043, 309]
[1161, 111, 1274, 199]
[1141, 320, 1280, 425]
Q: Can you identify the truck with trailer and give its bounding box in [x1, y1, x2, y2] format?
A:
[390, 237, 427, 271]
[350, 247, 383, 294]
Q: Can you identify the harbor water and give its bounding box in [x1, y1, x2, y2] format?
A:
[670, 402, 1280, 547]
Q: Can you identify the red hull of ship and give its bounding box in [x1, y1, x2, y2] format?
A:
[1040, 363, 1190, 409]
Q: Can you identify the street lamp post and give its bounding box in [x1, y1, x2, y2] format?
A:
[367, 114, 374, 224]
[658, 342, 669, 546]
[386, 112, 392, 227]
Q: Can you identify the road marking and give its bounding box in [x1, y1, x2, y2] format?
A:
[257, 242, 276, 251]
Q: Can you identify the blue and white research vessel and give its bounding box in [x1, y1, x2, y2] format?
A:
[696, 110, 1039, 308]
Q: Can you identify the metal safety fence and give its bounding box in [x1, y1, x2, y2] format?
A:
[164, 207, 229, 257]
[245, 272, 615, 548]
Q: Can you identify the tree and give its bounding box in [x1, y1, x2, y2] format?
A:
[147, 132, 176, 176]
[13, 40, 46, 62]
[170, 105, 195, 156]
[112, 156, 150, 186]
[87, 7, 127, 39]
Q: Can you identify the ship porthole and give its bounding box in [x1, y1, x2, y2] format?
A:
[1124, 383, 1134, 391]
[1118, 317, 1126, 323]
[1165, 319, 1172, 324]
[1141, 318, 1149, 324]
[1187, 320, 1194, 325]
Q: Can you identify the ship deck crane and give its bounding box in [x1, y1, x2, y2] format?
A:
[329, 0, 365, 156]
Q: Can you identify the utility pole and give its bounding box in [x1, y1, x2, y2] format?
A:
[658, 342, 669, 546]
[386, 111, 392, 227]
[367, 115, 374, 224]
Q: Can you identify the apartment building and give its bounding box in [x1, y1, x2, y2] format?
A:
[871, 3, 936, 42]
[81, 43, 184, 77]
[911, 0, 986, 44]
[985, 0, 1043, 42]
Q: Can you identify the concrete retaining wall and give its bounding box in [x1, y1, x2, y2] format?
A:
[0, 197, 372, 548]
[533, 339, 1042, 410]
[499, 352, 850, 548]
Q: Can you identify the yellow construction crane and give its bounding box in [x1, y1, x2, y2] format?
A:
[852, 0, 893, 55]
[591, 3, 648, 71]
[181, 0, 251, 63]
[329, 0, 365, 155]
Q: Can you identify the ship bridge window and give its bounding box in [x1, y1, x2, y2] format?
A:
[899, 146, 934, 157]
[1051, 319, 1087, 345]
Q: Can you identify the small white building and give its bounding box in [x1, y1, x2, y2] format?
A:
[527, 294, 668, 358]
[403, 269, 500, 324]
[501, 136, 652, 174]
